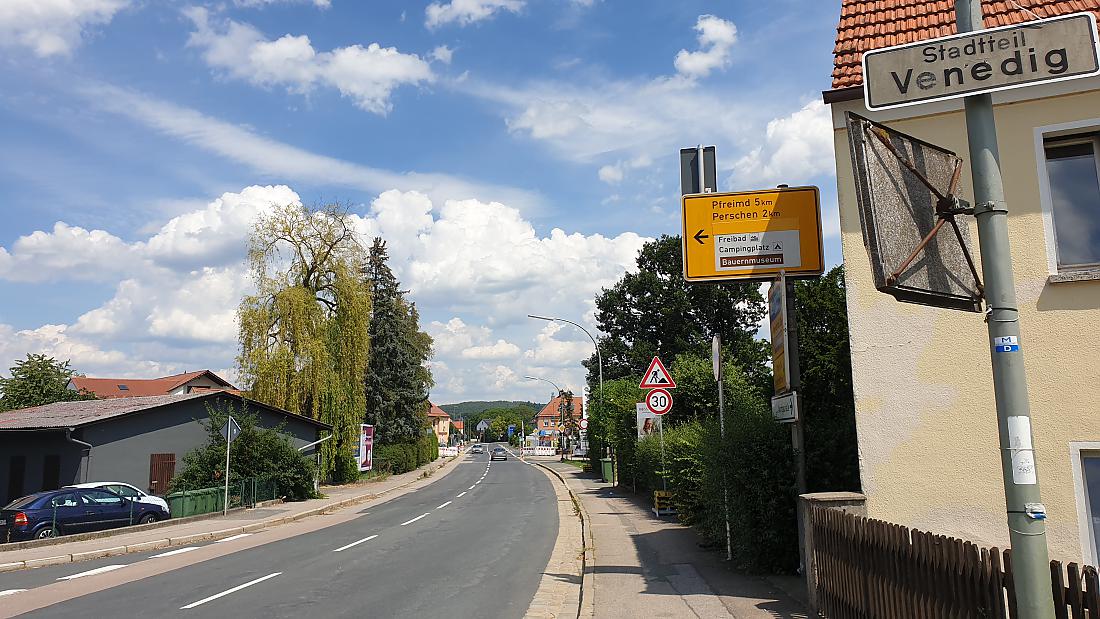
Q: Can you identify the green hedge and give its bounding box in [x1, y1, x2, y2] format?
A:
[374, 434, 441, 474]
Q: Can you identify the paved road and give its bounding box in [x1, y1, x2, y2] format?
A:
[5, 448, 557, 618]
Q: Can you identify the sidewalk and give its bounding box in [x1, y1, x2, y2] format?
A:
[1, 454, 460, 572]
[539, 459, 808, 619]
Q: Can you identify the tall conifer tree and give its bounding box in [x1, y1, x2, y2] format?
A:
[363, 238, 434, 445]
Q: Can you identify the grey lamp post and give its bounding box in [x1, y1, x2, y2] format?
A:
[527, 314, 604, 417]
[529, 314, 605, 468]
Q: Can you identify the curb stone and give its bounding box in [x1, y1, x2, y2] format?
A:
[0, 454, 460, 574]
[524, 456, 593, 619]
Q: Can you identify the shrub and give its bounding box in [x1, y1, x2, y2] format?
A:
[331, 449, 360, 485]
[170, 400, 318, 501]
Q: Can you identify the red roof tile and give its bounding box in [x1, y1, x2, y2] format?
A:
[535, 395, 583, 419]
[427, 402, 451, 418]
[831, 0, 1100, 89]
[69, 370, 235, 398]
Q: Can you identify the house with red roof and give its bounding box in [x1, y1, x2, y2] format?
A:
[824, 0, 1100, 564]
[67, 370, 237, 399]
[427, 402, 451, 445]
[532, 394, 582, 447]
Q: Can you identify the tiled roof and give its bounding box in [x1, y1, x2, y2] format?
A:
[0, 392, 332, 431]
[535, 395, 583, 419]
[452, 420, 464, 430]
[69, 370, 236, 399]
[832, 0, 1100, 89]
[427, 403, 450, 418]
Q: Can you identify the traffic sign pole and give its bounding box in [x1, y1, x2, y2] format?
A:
[956, 3, 1053, 617]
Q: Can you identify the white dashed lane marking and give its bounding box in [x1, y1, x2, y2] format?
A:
[150, 547, 200, 558]
[57, 565, 127, 581]
[333, 534, 378, 552]
[436, 501, 451, 509]
[400, 513, 430, 526]
[180, 572, 282, 610]
[456, 491, 466, 498]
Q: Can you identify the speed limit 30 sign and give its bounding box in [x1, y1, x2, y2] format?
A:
[646, 388, 673, 415]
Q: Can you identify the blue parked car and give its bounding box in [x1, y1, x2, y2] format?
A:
[1, 487, 169, 542]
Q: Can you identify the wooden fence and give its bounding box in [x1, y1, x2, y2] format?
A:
[810, 506, 1100, 618]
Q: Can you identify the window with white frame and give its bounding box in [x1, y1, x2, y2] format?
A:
[1044, 133, 1100, 270]
[1081, 453, 1100, 563]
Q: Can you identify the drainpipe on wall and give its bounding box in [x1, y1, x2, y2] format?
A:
[65, 428, 93, 483]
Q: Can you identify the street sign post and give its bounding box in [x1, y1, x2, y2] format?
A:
[639, 357, 677, 389]
[863, 12, 1100, 111]
[769, 280, 791, 393]
[681, 186, 824, 282]
[679, 146, 717, 195]
[220, 416, 241, 516]
[645, 388, 673, 416]
[771, 391, 799, 423]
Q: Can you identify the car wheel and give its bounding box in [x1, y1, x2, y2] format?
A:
[138, 513, 158, 525]
[35, 526, 58, 539]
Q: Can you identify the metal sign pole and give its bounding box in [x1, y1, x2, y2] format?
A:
[956, 3, 1053, 617]
[658, 415, 667, 493]
[713, 335, 732, 562]
[223, 415, 232, 516]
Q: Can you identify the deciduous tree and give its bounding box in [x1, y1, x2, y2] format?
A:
[584, 235, 770, 396]
[237, 203, 370, 480]
[0, 354, 96, 411]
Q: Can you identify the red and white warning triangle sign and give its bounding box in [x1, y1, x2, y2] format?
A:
[639, 356, 676, 389]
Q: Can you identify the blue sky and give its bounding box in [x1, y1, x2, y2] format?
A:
[0, 0, 843, 404]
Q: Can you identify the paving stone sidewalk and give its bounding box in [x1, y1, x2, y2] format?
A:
[1, 454, 461, 572]
[540, 459, 808, 619]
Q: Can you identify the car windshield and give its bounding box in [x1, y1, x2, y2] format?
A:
[4, 494, 42, 509]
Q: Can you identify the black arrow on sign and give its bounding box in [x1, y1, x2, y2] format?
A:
[693, 229, 710, 245]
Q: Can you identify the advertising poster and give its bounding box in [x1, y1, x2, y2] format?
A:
[358, 424, 374, 472]
[636, 403, 663, 439]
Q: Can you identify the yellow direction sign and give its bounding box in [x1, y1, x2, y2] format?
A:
[681, 186, 824, 282]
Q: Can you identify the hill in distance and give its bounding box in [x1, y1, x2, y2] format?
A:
[439, 400, 543, 417]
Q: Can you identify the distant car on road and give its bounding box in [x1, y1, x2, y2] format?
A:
[1, 488, 169, 542]
[68, 481, 170, 512]
[490, 446, 508, 461]
[471, 444, 484, 454]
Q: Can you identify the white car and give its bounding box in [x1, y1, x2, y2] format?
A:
[68, 482, 170, 513]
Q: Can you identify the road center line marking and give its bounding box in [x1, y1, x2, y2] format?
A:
[151, 546, 200, 558]
[468, 485, 476, 490]
[57, 565, 127, 580]
[400, 513, 430, 526]
[215, 533, 252, 543]
[0, 590, 27, 597]
[436, 501, 452, 509]
[456, 491, 466, 498]
[333, 534, 378, 552]
[180, 572, 282, 609]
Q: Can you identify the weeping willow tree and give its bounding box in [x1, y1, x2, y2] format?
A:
[237, 203, 370, 480]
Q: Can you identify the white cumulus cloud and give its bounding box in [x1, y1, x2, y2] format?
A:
[0, 0, 129, 57]
[425, 0, 523, 29]
[674, 15, 738, 79]
[731, 100, 834, 189]
[0, 184, 647, 403]
[186, 7, 433, 114]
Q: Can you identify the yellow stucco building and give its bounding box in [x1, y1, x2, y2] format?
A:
[826, 1, 1100, 564]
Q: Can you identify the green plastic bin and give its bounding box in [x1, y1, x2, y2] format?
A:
[600, 457, 614, 483]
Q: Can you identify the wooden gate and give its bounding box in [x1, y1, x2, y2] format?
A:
[148, 453, 175, 496]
